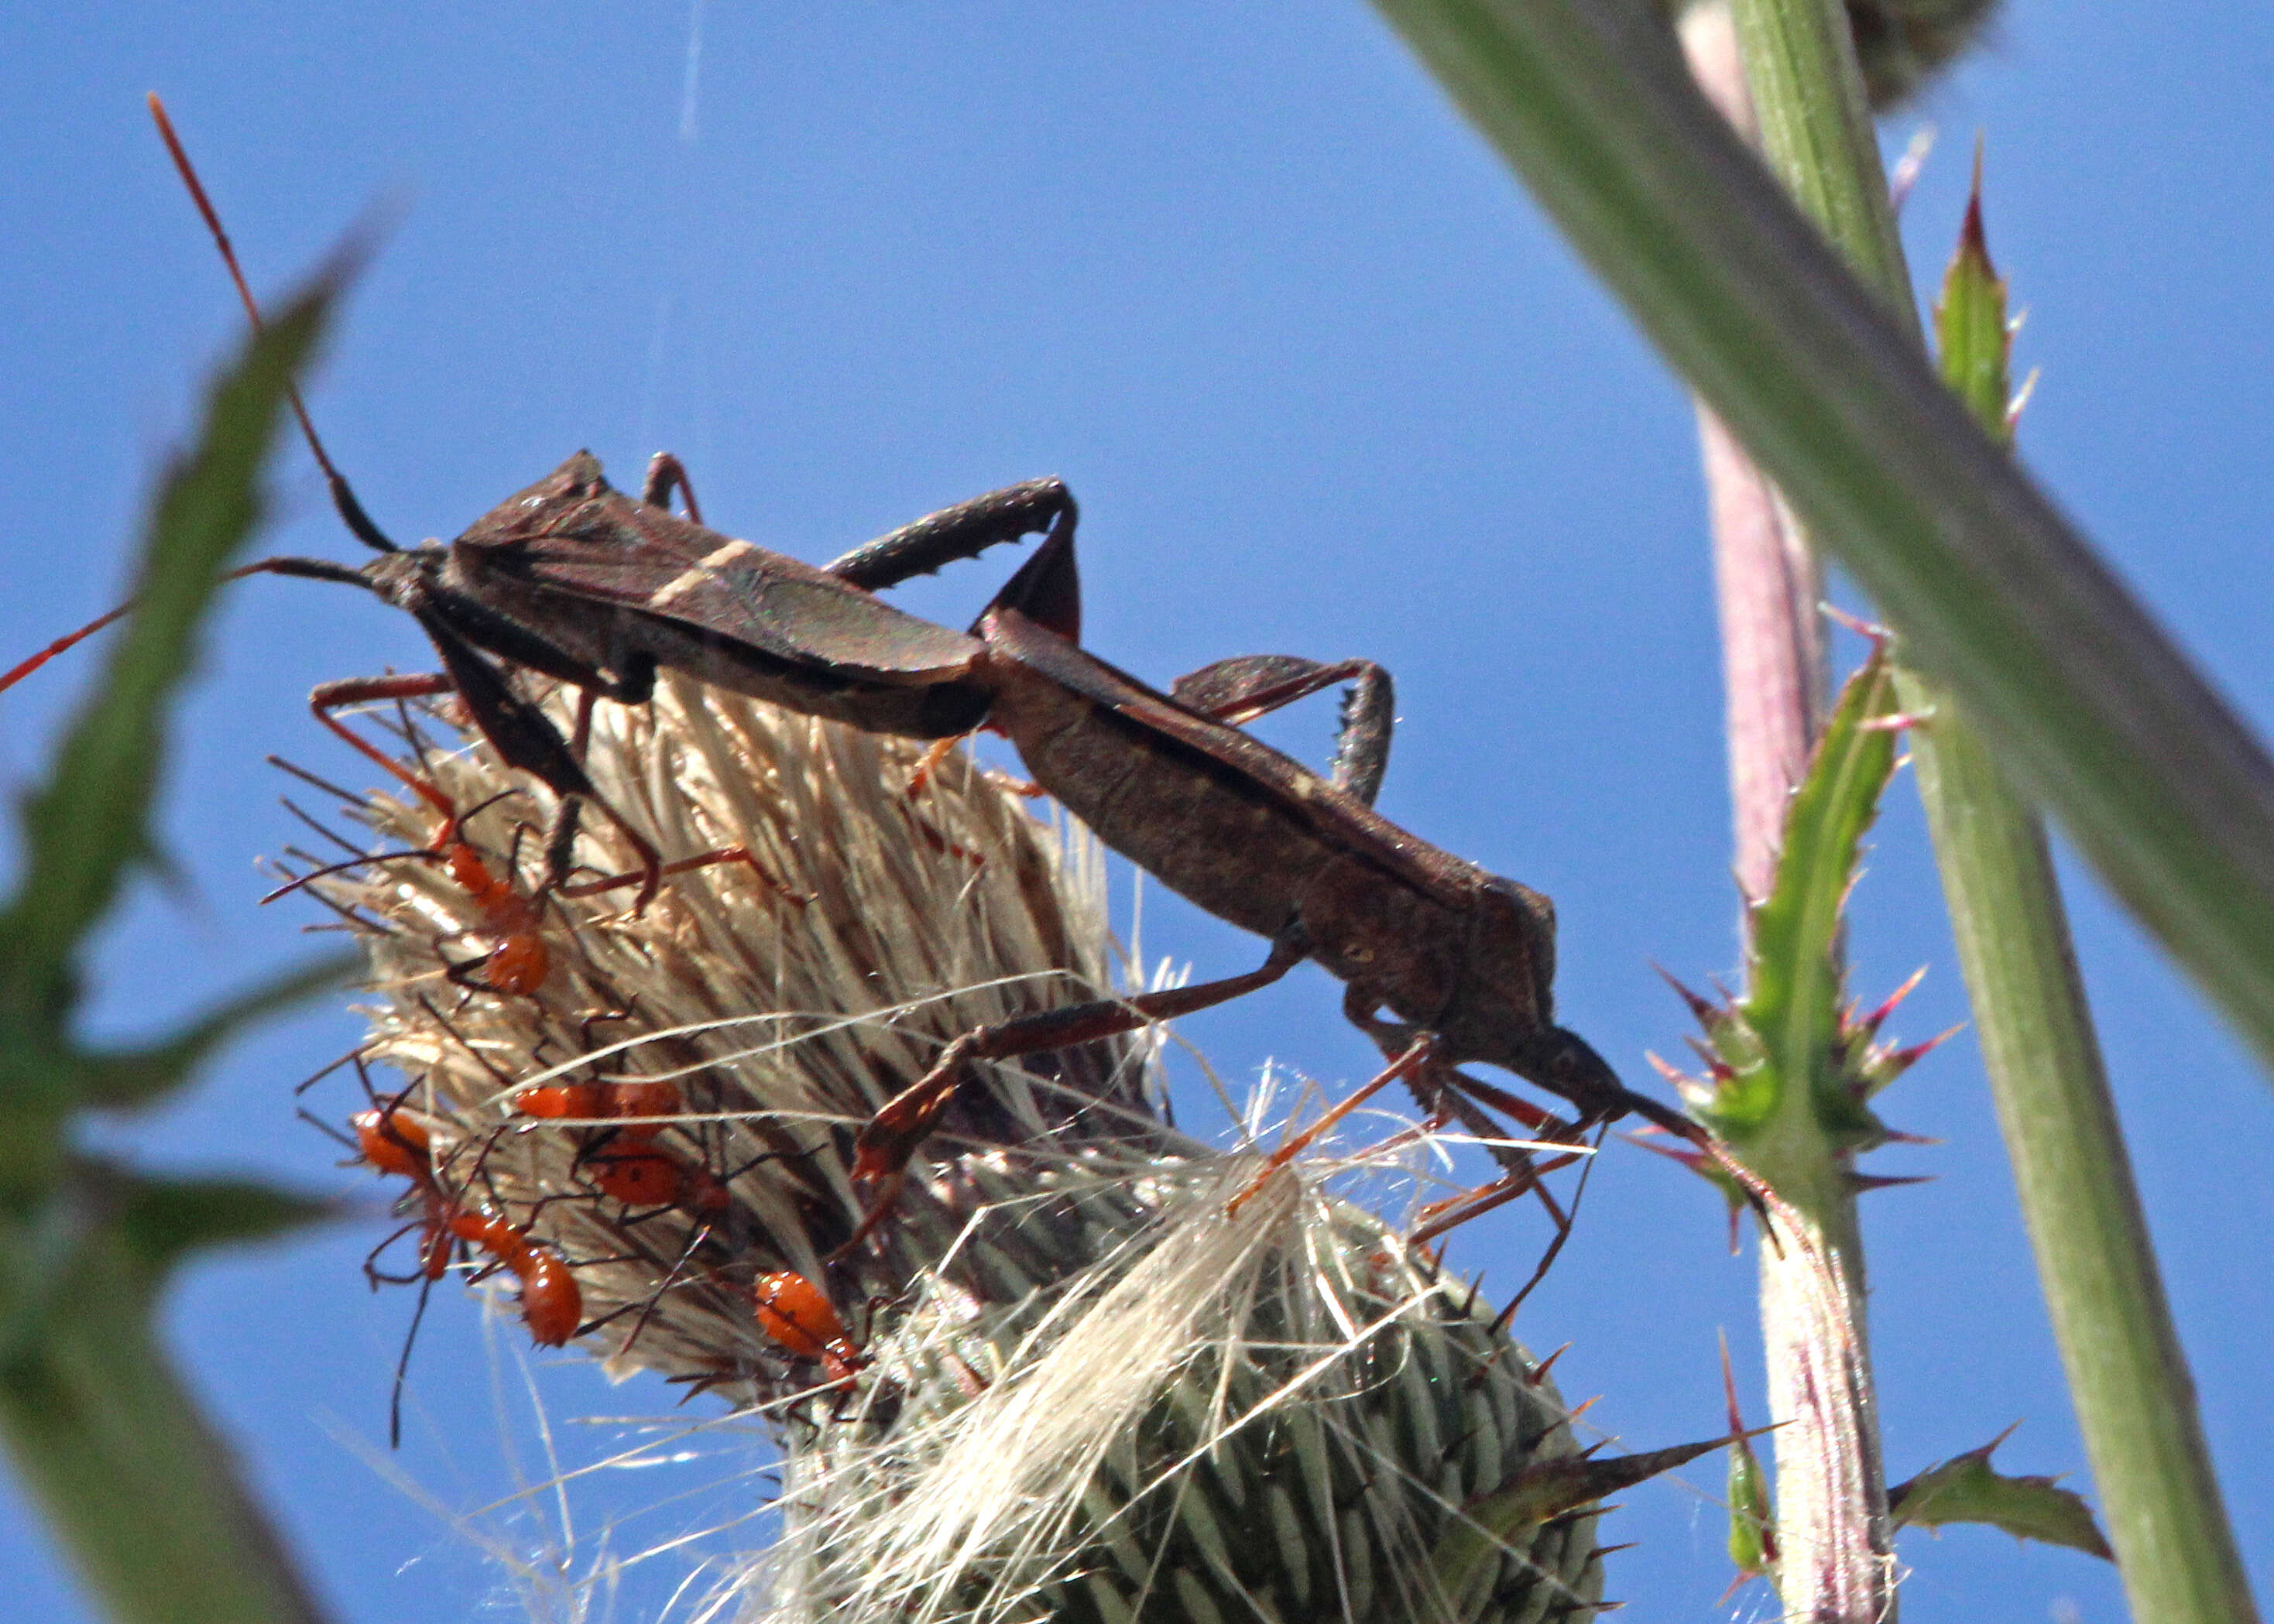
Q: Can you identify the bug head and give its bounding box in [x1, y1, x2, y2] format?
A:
[1435, 875, 1561, 1059]
[1504, 1024, 1627, 1116]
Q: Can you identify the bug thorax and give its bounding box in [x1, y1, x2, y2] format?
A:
[1431, 874, 1564, 1071]
[359, 545, 454, 611]
[482, 451, 612, 526]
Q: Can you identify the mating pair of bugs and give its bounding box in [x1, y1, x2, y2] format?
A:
[16, 101, 1709, 1303]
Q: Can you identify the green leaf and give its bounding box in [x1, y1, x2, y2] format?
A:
[1727, 1424, 1775, 1576]
[0, 254, 348, 1624]
[117, 1174, 340, 1276]
[75, 951, 358, 1109]
[1721, 1338, 1775, 1579]
[1933, 152, 2012, 447]
[1433, 1436, 1733, 1595]
[0, 276, 335, 1044]
[1703, 644, 1899, 1143]
[0, 1177, 110, 1366]
[0, 1163, 336, 1362]
[1891, 1429, 2115, 1561]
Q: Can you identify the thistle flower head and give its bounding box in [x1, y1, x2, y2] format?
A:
[283, 671, 1610, 1622]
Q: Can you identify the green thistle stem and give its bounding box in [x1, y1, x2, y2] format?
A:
[1366, 0, 2274, 1083]
[1905, 186, 2260, 1624]
[1723, 0, 2259, 1612]
[1717, 1, 1905, 1611]
[1898, 690, 2258, 1624]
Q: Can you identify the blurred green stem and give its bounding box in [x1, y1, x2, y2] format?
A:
[1721, 0, 2259, 1615]
[0, 1168, 327, 1624]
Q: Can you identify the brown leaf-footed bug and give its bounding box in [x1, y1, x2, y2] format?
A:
[838, 520, 1719, 1264]
[2, 97, 1076, 907]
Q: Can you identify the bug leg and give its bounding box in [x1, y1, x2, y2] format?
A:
[1223, 1035, 1439, 1216]
[610, 1224, 712, 1359]
[404, 613, 681, 908]
[1406, 1158, 1577, 1249]
[641, 452, 705, 525]
[1170, 656, 1396, 805]
[568, 687, 599, 756]
[310, 673, 464, 824]
[307, 662, 667, 908]
[1341, 988, 1601, 1258]
[830, 929, 1310, 1260]
[823, 478, 1076, 593]
[538, 797, 675, 912]
[389, 1273, 439, 1449]
[1403, 1074, 1594, 1244]
[1406, 1121, 1604, 1314]
[542, 798, 586, 894]
[904, 737, 962, 797]
[555, 840, 807, 906]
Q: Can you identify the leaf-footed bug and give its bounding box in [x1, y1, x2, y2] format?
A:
[838, 521, 1721, 1266]
[2, 98, 1078, 909]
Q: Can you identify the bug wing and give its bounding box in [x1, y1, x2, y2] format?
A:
[618, 553, 985, 687]
[461, 454, 981, 685]
[984, 603, 1475, 907]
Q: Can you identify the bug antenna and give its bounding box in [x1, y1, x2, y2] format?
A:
[147, 94, 397, 555]
[0, 554, 377, 698]
[260, 847, 444, 906]
[0, 605, 139, 694]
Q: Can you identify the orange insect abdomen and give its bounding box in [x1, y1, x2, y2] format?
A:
[513, 1082, 609, 1119]
[603, 1078, 681, 1119]
[441, 843, 550, 994]
[352, 1105, 433, 1183]
[517, 1249, 583, 1346]
[444, 1210, 581, 1345]
[753, 1271, 845, 1362]
[588, 1147, 688, 1207]
[482, 934, 550, 996]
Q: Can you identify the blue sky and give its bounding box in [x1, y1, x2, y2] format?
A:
[2, 5, 2270, 1621]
